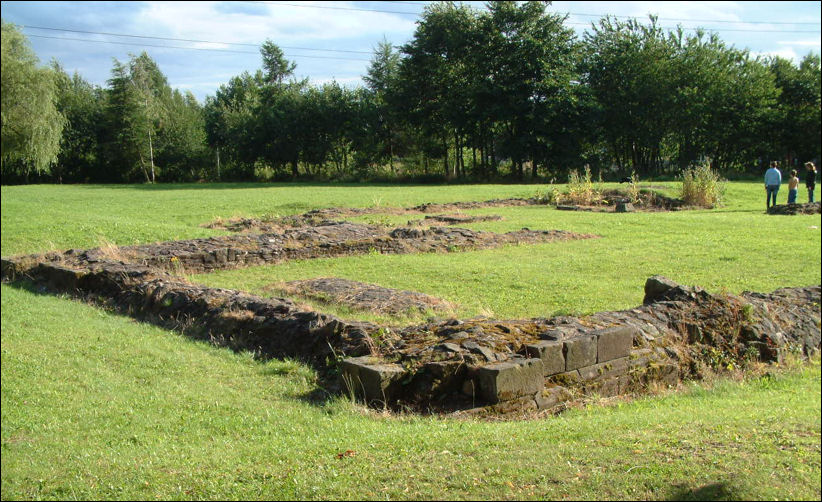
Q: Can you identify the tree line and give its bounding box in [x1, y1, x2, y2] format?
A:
[2, 2, 820, 184]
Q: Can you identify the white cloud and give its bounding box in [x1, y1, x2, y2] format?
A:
[133, 1, 417, 46]
[778, 39, 822, 47]
[752, 48, 800, 61]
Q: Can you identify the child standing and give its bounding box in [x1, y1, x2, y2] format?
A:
[787, 169, 799, 204]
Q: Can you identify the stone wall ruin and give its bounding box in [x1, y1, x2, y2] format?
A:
[2, 209, 819, 417]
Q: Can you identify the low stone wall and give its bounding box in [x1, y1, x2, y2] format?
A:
[8, 222, 594, 275]
[337, 277, 820, 413]
[2, 221, 819, 416]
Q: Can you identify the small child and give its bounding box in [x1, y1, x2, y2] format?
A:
[787, 169, 799, 204]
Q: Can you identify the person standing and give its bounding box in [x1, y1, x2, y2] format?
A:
[765, 161, 782, 210]
[806, 162, 817, 203]
[787, 170, 799, 204]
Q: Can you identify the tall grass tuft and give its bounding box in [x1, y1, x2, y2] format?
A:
[564, 166, 602, 205]
[628, 171, 641, 204]
[679, 164, 726, 208]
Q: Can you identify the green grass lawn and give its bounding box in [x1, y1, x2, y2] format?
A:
[2, 182, 821, 500]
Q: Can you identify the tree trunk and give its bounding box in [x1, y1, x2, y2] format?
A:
[216, 146, 221, 180]
[442, 135, 449, 178]
[388, 124, 394, 173]
[148, 128, 155, 183]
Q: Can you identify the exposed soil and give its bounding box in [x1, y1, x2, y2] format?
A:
[203, 197, 545, 233]
[270, 277, 457, 316]
[410, 214, 504, 226]
[767, 202, 821, 215]
[203, 190, 686, 234]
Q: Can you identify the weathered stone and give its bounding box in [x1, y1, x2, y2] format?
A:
[615, 202, 635, 213]
[477, 358, 544, 403]
[524, 340, 565, 376]
[549, 369, 582, 386]
[643, 275, 680, 304]
[462, 341, 497, 362]
[595, 326, 636, 363]
[339, 356, 406, 404]
[564, 335, 597, 371]
[461, 378, 477, 397]
[578, 357, 629, 381]
[436, 342, 462, 353]
[535, 386, 572, 410]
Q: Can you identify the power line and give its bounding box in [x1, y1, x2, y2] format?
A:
[559, 11, 820, 25]
[241, 1, 821, 32]
[21, 25, 374, 55]
[26, 34, 373, 61]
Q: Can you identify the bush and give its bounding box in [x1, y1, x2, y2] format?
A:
[563, 166, 602, 205]
[679, 164, 726, 208]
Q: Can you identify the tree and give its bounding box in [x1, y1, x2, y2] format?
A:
[364, 39, 402, 171]
[480, 1, 579, 179]
[260, 40, 296, 86]
[1, 21, 66, 180]
[769, 54, 821, 166]
[52, 63, 105, 182]
[583, 16, 679, 175]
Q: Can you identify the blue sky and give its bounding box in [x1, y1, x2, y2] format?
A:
[2, 1, 820, 103]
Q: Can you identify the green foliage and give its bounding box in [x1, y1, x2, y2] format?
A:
[679, 163, 726, 208]
[769, 54, 822, 164]
[2, 11, 820, 185]
[0, 21, 66, 178]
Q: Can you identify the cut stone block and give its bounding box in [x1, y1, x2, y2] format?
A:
[564, 335, 597, 371]
[340, 356, 406, 404]
[595, 326, 636, 363]
[535, 386, 572, 410]
[477, 358, 544, 403]
[524, 340, 565, 376]
[578, 357, 629, 381]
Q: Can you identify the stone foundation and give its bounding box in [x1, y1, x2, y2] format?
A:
[2, 217, 819, 416]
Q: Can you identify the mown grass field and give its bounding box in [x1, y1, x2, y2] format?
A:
[2, 181, 821, 500]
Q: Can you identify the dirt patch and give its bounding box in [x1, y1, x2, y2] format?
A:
[204, 198, 545, 233]
[270, 277, 457, 316]
[410, 214, 504, 226]
[767, 202, 821, 215]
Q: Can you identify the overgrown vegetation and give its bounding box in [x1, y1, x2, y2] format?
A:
[679, 164, 726, 208]
[2, 3, 820, 184]
[560, 166, 603, 206]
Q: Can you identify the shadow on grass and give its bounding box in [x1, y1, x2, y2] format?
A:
[667, 482, 741, 501]
[3, 279, 345, 409]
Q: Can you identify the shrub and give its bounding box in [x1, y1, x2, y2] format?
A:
[679, 164, 726, 208]
[627, 171, 640, 204]
[563, 166, 602, 205]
